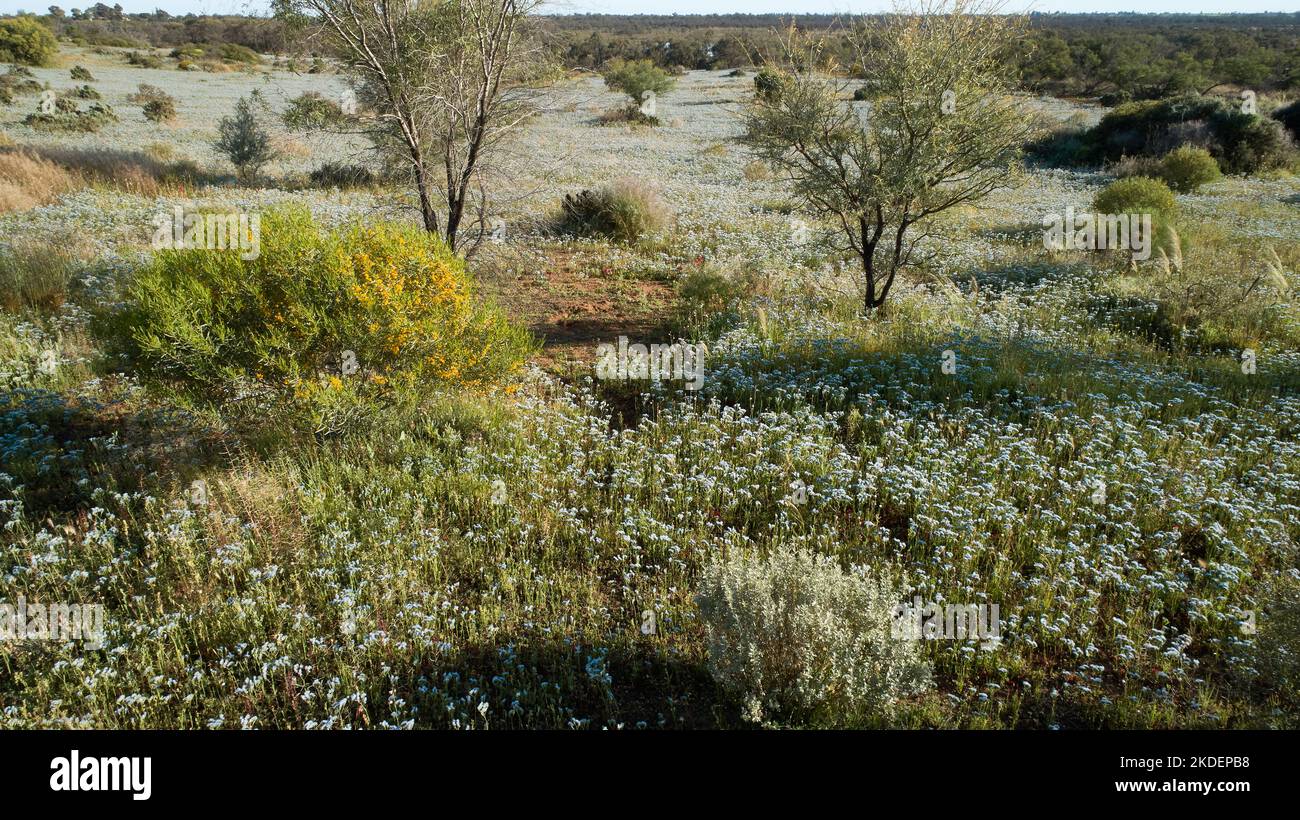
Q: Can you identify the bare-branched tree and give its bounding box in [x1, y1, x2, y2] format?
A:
[277, 0, 548, 252]
[742, 0, 1040, 314]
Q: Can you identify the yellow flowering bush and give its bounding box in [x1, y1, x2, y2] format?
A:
[98, 206, 533, 433]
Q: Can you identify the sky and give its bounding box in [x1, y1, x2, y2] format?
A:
[2, 2, 1299, 15]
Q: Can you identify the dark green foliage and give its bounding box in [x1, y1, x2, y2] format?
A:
[308, 162, 376, 189]
[1044, 95, 1297, 174]
[214, 93, 276, 180]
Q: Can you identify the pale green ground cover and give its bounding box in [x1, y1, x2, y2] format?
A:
[2, 52, 1298, 729]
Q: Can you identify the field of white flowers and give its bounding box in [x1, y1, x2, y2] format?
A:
[2, 48, 1298, 728]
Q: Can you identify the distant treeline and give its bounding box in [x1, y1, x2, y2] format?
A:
[17, 9, 1300, 96]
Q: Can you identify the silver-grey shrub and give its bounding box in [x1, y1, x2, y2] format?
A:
[696, 544, 931, 727]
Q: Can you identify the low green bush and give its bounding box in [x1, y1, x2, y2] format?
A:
[1157, 144, 1221, 192]
[95, 207, 533, 435]
[1093, 175, 1177, 216]
[0, 17, 58, 67]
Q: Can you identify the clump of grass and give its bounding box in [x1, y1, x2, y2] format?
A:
[29, 146, 204, 196]
[743, 159, 772, 181]
[559, 178, 671, 244]
[0, 242, 83, 314]
[0, 149, 78, 212]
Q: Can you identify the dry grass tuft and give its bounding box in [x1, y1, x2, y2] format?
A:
[0, 149, 79, 213]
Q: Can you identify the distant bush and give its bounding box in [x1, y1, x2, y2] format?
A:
[1108, 153, 1162, 180]
[281, 91, 349, 132]
[601, 58, 674, 119]
[23, 103, 118, 134]
[142, 98, 177, 123]
[169, 43, 205, 60]
[696, 545, 931, 727]
[96, 207, 533, 435]
[0, 17, 58, 67]
[742, 159, 772, 181]
[127, 84, 172, 106]
[1066, 95, 1297, 174]
[0, 65, 42, 104]
[560, 178, 670, 244]
[69, 65, 94, 82]
[68, 84, 100, 100]
[126, 50, 163, 69]
[218, 43, 261, 65]
[1157, 145, 1221, 192]
[214, 94, 276, 181]
[308, 161, 376, 189]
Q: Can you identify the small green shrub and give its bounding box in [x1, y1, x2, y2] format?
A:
[601, 58, 674, 111]
[96, 207, 533, 435]
[214, 94, 276, 181]
[1157, 145, 1221, 192]
[560, 179, 670, 244]
[1093, 175, 1177, 216]
[68, 84, 100, 100]
[281, 91, 348, 132]
[69, 65, 94, 82]
[0, 17, 58, 66]
[754, 67, 786, 102]
[696, 544, 931, 727]
[1091, 176, 1180, 259]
